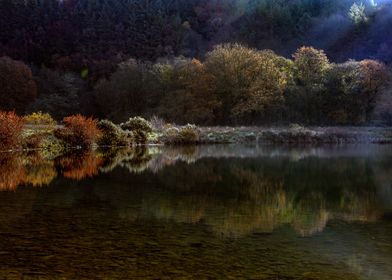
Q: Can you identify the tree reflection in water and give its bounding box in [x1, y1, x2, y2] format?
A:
[0, 145, 391, 237]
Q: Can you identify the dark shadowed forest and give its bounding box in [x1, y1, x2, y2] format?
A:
[1, 0, 392, 125]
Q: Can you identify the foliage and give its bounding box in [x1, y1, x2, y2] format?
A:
[292, 47, 331, 87]
[120, 117, 153, 133]
[54, 115, 100, 148]
[162, 124, 200, 144]
[28, 68, 85, 120]
[97, 120, 129, 147]
[204, 44, 289, 123]
[94, 59, 161, 122]
[348, 3, 368, 25]
[24, 112, 56, 127]
[0, 57, 37, 114]
[158, 59, 221, 124]
[0, 111, 25, 151]
[119, 117, 153, 145]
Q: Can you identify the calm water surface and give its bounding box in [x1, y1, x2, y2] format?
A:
[0, 145, 392, 279]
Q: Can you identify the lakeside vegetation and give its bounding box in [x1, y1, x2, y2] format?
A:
[1, 44, 390, 126]
[2, 110, 392, 155]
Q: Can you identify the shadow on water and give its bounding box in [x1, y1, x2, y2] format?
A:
[0, 145, 392, 279]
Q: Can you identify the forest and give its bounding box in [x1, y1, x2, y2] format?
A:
[0, 0, 391, 125]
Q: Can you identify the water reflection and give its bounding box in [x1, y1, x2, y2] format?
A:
[1, 145, 392, 279]
[0, 145, 391, 238]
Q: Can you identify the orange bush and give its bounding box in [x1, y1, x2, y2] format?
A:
[0, 111, 25, 151]
[55, 114, 100, 148]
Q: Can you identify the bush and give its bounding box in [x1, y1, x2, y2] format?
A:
[120, 117, 153, 133]
[54, 115, 100, 148]
[23, 111, 56, 134]
[162, 124, 200, 144]
[120, 117, 152, 144]
[97, 120, 129, 146]
[0, 111, 25, 151]
[23, 112, 56, 127]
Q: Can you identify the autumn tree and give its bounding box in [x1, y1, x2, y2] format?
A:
[204, 44, 289, 123]
[287, 47, 331, 124]
[158, 59, 221, 124]
[359, 59, 388, 122]
[0, 57, 37, 114]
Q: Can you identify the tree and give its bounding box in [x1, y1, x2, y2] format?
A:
[292, 46, 330, 87]
[324, 61, 364, 124]
[0, 57, 37, 114]
[94, 59, 161, 122]
[158, 59, 221, 124]
[288, 47, 331, 124]
[231, 50, 290, 122]
[204, 43, 289, 123]
[27, 68, 85, 119]
[359, 59, 388, 121]
[348, 2, 368, 25]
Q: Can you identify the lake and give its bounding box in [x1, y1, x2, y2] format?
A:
[0, 145, 391, 279]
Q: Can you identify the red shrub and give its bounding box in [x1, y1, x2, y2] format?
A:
[0, 111, 24, 151]
[55, 114, 100, 148]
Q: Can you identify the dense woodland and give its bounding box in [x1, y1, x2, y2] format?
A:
[0, 0, 392, 125]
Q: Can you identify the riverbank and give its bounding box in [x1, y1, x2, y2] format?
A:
[196, 126, 392, 144]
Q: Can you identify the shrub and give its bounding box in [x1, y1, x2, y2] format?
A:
[23, 111, 56, 134]
[120, 117, 153, 133]
[120, 117, 153, 144]
[24, 112, 56, 127]
[54, 114, 100, 148]
[162, 124, 200, 144]
[149, 115, 166, 131]
[97, 120, 129, 146]
[0, 111, 25, 151]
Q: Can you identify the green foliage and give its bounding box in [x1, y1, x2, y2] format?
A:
[162, 124, 200, 144]
[204, 44, 288, 123]
[28, 69, 85, 120]
[97, 120, 129, 147]
[94, 59, 161, 122]
[120, 117, 153, 133]
[120, 117, 153, 145]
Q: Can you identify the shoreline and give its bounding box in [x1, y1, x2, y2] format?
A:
[2, 126, 392, 154]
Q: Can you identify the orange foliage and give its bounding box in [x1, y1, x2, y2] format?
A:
[56, 152, 104, 180]
[55, 114, 100, 148]
[0, 111, 25, 151]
